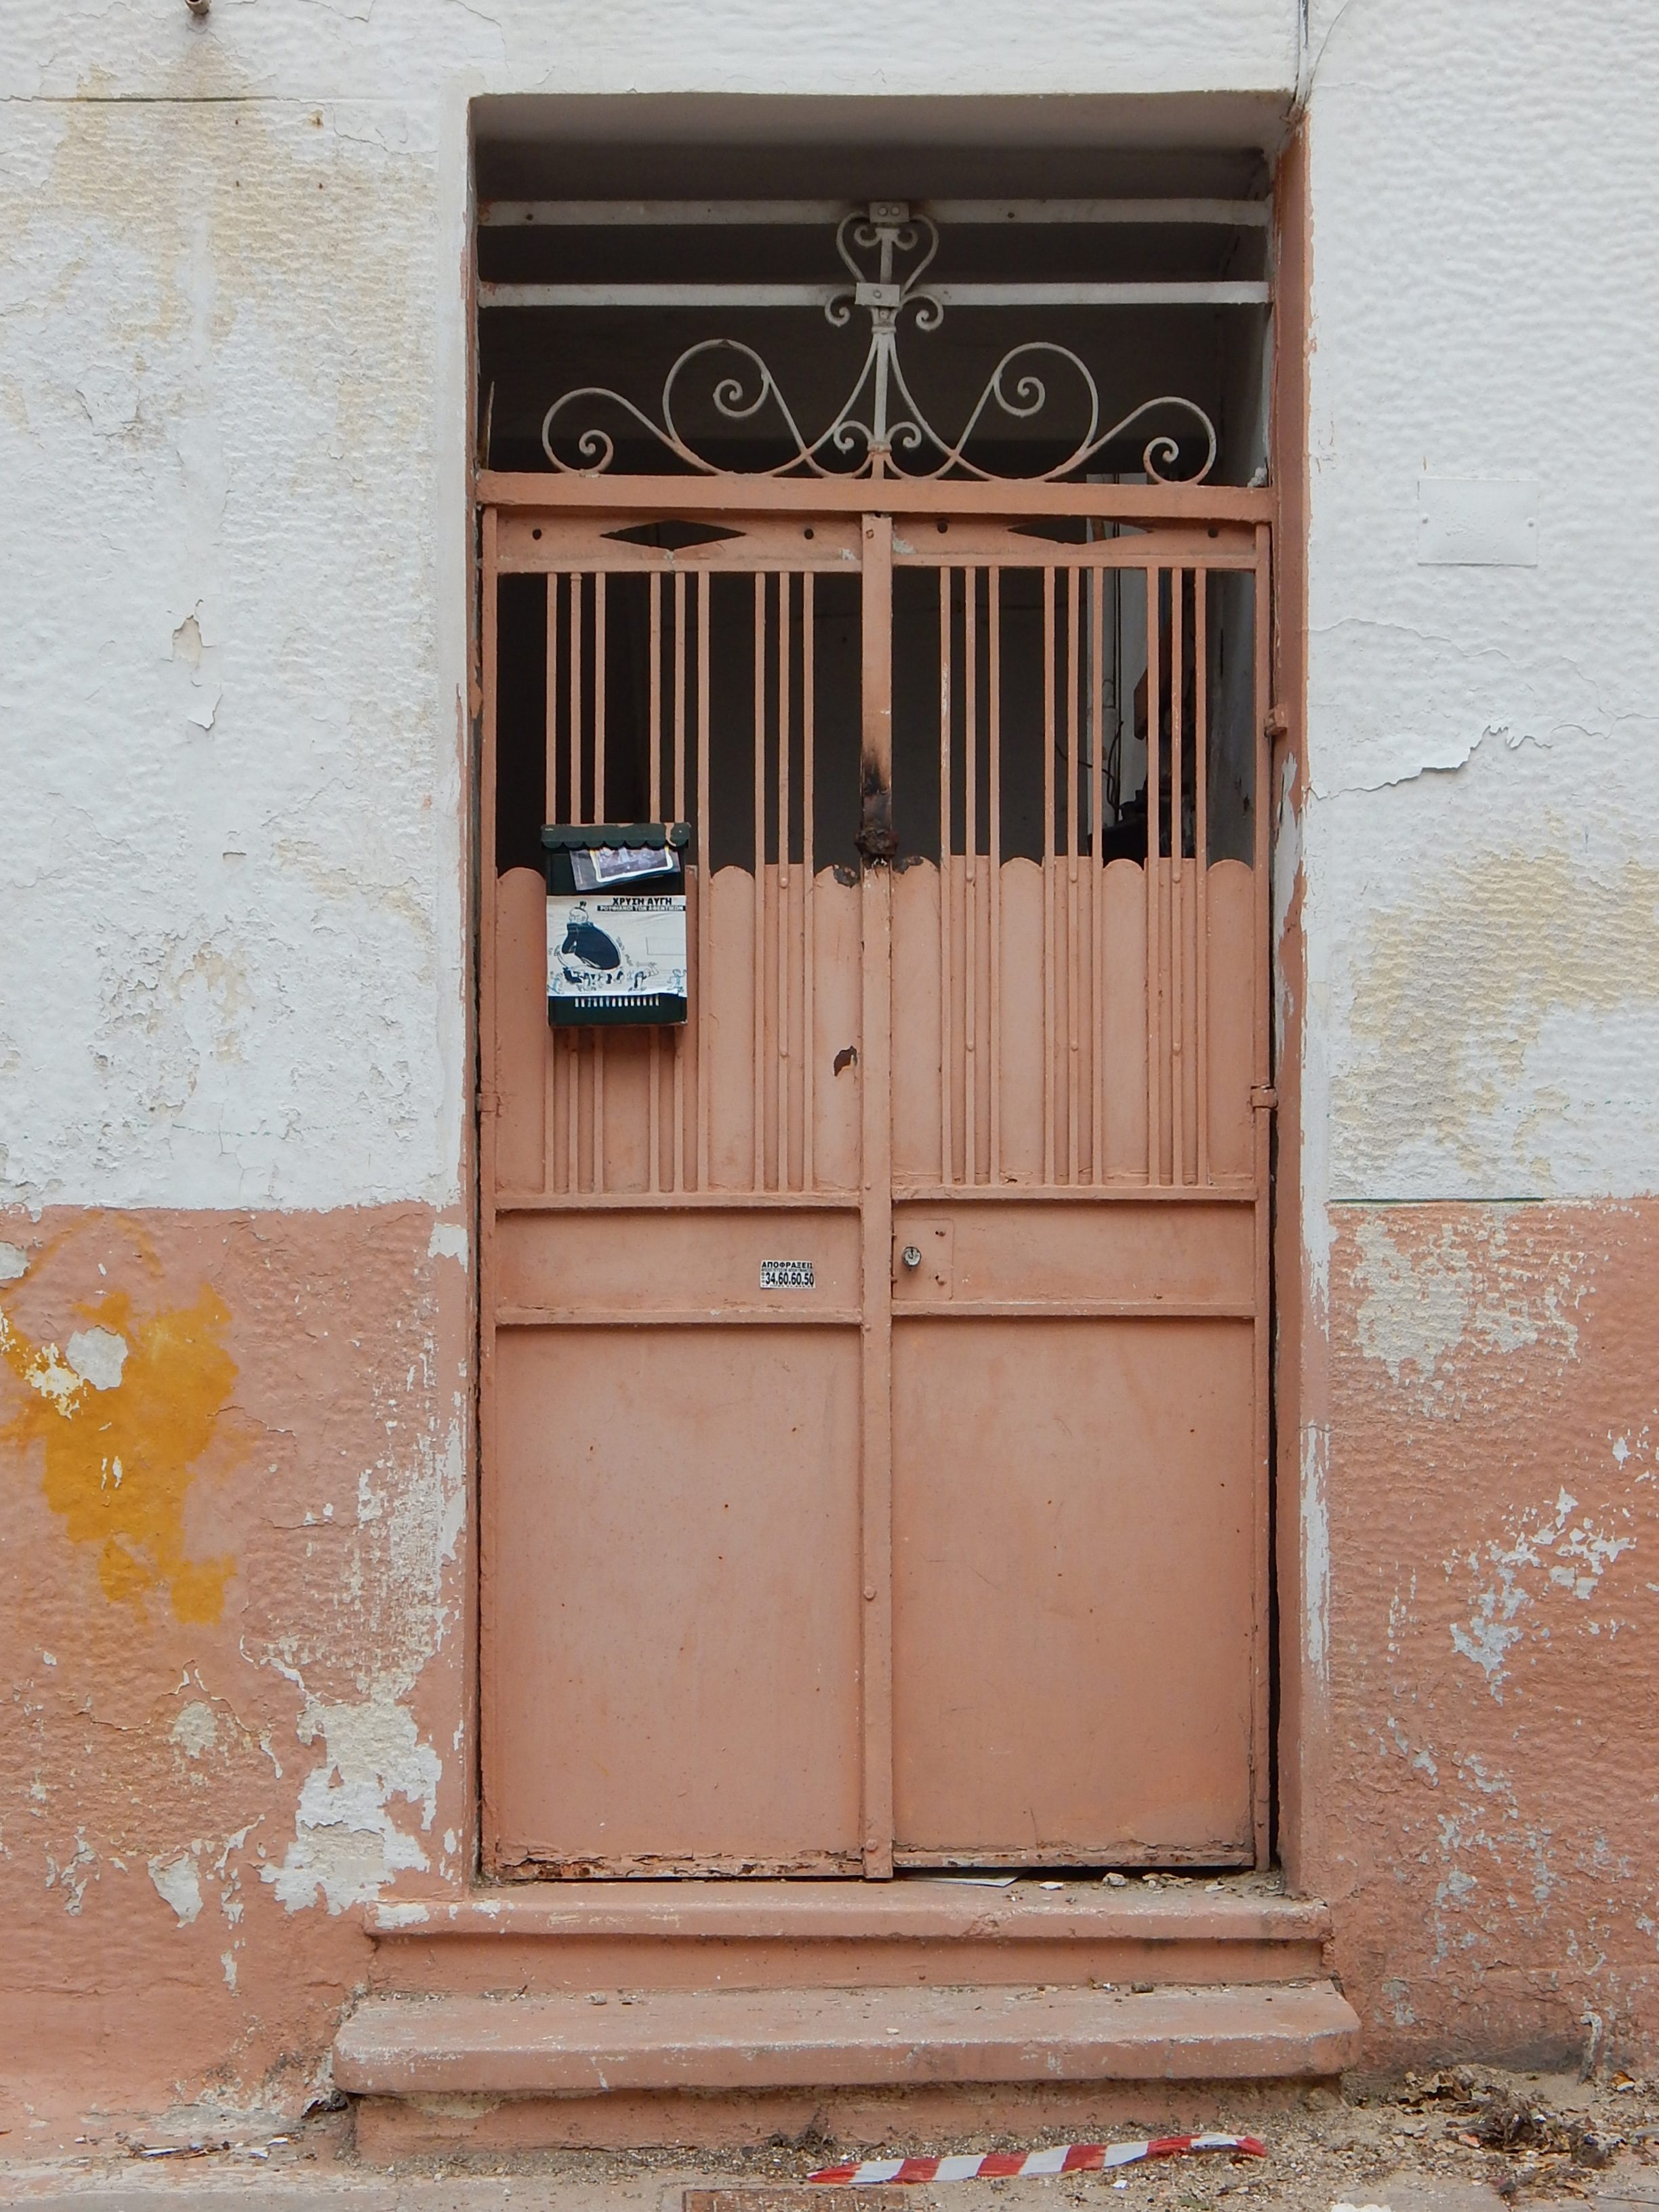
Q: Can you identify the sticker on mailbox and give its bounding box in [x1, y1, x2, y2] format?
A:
[546, 891, 687, 1026]
[760, 1261, 815, 1290]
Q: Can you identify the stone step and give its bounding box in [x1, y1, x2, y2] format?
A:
[361, 1877, 1332, 1996]
[334, 1978, 1360, 2099]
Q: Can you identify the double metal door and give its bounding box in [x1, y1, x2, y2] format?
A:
[480, 500, 1271, 1877]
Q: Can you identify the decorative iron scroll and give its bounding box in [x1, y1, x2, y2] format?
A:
[539, 203, 1219, 485]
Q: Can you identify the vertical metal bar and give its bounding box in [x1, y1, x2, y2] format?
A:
[648, 569, 662, 1195]
[778, 570, 792, 1191]
[697, 575, 712, 1191]
[1170, 567, 1185, 1188]
[938, 566, 953, 1183]
[1042, 567, 1056, 1186]
[963, 567, 978, 1183]
[569, 572, 582, 823]
[1195, 566, 1210, 1187]
[1145, 565, 1161, 1187]
[672, 568, 687, 1193]
[1066, 564, 1080, 1185]
[546, 574, 560, 825]
[1090, 562, 1105, 1186]
[1250, 522, 1273, 1868]
[802, 569, 816, 1194]
[568, 573, 583, 1193]
[859, 513, 895, 1880]
[546, 572, 560, 1191]
[592, 569, 606, 1196]
[989, 565, 1002, 1186]
[593, 571, 607, 821]
[753, 570, 766, 1191]
[478, 508, 501, 1866]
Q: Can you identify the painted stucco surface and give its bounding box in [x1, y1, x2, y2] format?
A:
[0, 96, 463, 1214]
[1302, 0, 1659, 1208]
[0, 1207, 470, 2118]
[1324, 1203, 1659, 2068]
[1286, 0, 1659, 2072]
[3, 0, 1659, 2129]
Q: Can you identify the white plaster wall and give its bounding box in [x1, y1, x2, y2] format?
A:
[1, 1, 1300, 106]
[0, 94, 468, 1211]
[0, 1, 1300, 1214]
[1302, 0, 1659, 1206]
[15, 0, 1653, 1216]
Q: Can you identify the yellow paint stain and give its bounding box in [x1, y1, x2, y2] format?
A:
[1341, 848, 1659, 1187]
[1, 1287, 239, 1624]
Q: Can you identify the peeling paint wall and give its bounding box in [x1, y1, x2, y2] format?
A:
[1, 1211, 470, 2121]
[1326, 1206, 1659, 2066]
[4, 0, 1658, 2128]
[1296, 0, 1659, 2072]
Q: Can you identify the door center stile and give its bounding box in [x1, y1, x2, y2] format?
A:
[859, 513, 896, 1880]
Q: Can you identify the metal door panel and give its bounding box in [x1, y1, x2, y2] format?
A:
[491, 1324, 863, 1874]
[890, 1200, 1254, 1311]
[884, 541, 1271, 1866]
[890, 1316, 1255, 1864]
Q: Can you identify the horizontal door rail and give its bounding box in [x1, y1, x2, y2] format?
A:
[480, 198, 1271, 230]
[478, 472, 1273, 525]
[495, 1191, 863, 1214]
[893, 1299, 1257, 1320]
[482, 279, 1269, 311]
[495, 1305, 862, 1328]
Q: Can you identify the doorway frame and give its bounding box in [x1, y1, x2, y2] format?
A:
[459, 139, 1313, 1889]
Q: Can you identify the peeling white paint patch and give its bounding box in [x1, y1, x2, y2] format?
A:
[45, 1831, 98, 1914]
[1355, 1218, 1476, 1381]
[66, 1324, 128, 1391]
[438, 1418, 465, 1565]
[427, 1221, 468, 1269]
[1450, 1606, 1524, 1686]
[375, 1900, 430, 1929]
[0, 1242, 28, 1282]
[1353, 1214, 1579, 1406]
[171, 1701, 218, 1759]
[24, 1342, 85, 1414]
[1450, 1486, 1636, 1698]
[149, 1850, 203, 1925]
[1303, 1423, 1330, 1684]
[262, 1684, 441, 1916]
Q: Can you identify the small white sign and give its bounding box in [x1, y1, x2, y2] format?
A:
[1417, 478, 1538, 567]
[760, 1261, 815, 1290]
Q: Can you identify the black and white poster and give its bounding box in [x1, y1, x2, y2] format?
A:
[546, 890, 688, 1026]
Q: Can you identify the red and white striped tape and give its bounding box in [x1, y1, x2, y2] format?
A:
[808, 2133, 1267, 2185]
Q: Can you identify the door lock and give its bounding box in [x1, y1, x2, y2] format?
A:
[901, 1246, 922, 1269]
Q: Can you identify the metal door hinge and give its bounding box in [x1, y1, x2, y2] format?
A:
[1250, 1084, 1278, 1111]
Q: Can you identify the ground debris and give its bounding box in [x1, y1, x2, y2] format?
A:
[1385, 2067, 1622, 2194]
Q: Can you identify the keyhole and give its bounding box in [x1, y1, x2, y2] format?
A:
[902, 1246, 922, 1269]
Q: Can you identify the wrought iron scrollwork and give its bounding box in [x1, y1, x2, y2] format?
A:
[539, 202, 1218, 485]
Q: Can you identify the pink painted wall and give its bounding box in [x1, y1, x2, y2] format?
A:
[1, 1209, 472, 2125]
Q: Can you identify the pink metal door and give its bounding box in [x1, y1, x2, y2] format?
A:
[479, 497, 1270, 1877]
[886, 520, 1271, 1867]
